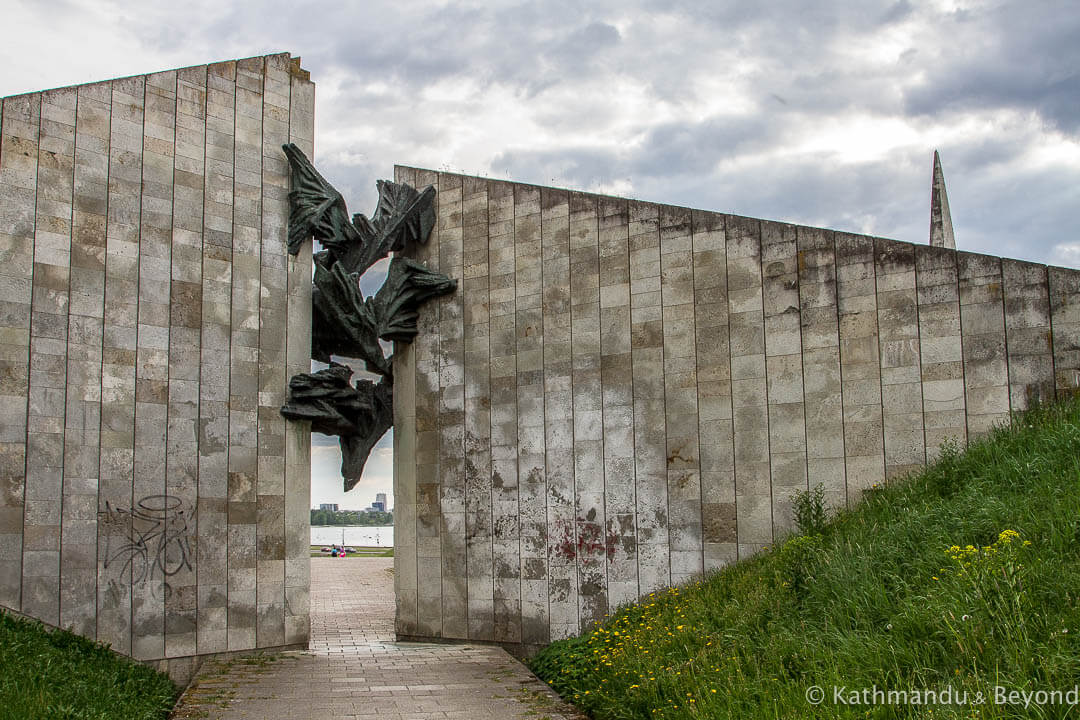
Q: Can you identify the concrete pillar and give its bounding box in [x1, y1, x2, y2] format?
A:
[598, 196, 636, 611]
[514, 183, 547, 645]
[255, 54, 291, 650]
[283, 60, 313, 649]
[486, 178, 518, 643]
[726, 216, 771, 556]
[762, 220, 806, 535]
[196, 61, 235, 655]
[1048, 267, 1080, 398]
[958, 253, 1010, 437]
[796, 227, 846, 510]
[930, 151, 956, 250]
[19, 88, 68, 626]
[462, 175, 493, 641]
[540, 187, 574, 640]
[226, 57, 262, 652]
[875, 240, 925, 480]
[693, 210, 736, 569]
[392, 166, 420, 638]
[568, 191, 605, 629]
[62, 79, 111, 638]
[1002, 260, 1054, 411]
[660, 204, 702, 584]
[437, 171, 466, 639]
[836, 232, 884, 498]
[414, 167, 443, 639]
[914, 245, 967, 459]
[132, 69, 177, 660]
[629, 201, 668, 593]
[98, 75, 144, 655]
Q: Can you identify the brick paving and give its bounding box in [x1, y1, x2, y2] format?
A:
[171, 557, 582, 719]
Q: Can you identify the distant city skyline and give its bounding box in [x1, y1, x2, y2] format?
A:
[311, 489, 393, 513]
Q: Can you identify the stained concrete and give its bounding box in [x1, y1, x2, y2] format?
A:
[392, 169, 1080, 652]
[0, 53, 313, 677]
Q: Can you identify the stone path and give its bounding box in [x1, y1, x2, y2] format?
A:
[171, 557, 582, 719]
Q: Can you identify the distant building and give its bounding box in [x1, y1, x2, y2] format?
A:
[318, 503, 338, 512]
[370, 493, 388, 512]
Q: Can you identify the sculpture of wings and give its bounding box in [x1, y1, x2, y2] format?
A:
[279, 144, 456, 490]
[282, 143, 437, 275]
[279, 364, 393, 491]
[282, 143, 359, 256]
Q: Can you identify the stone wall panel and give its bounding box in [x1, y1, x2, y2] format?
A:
[1049, 267, 1080, 397]
[395, 168, 1080, 649]
[797, 226, 847, 509]
[726, 215, 771, 557]
[1003, 260, 1054, 411]
[958, 252, 1010, 436]
[762, 220, 806, 533]
[875, 240, 925, 480]
[0, 54, 312, 677]
[568, 190, 605, 629]
[21, 87, 69, 626]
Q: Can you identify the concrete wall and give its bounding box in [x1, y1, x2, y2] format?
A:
[391, 169, 1080, 651]
[0, 53, 313, 679]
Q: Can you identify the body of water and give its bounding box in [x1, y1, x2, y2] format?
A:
[311, 525, 394, 547]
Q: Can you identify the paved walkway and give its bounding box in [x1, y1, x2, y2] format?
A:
[171, 557, 581, 719]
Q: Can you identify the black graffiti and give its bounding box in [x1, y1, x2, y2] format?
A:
[100, 495, 194, 585]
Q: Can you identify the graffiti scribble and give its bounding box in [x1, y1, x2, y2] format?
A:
[553, 518, 618, 562]
[99, 495, 195, 585]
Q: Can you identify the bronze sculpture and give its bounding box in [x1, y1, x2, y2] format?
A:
[279, 144, 456, 491]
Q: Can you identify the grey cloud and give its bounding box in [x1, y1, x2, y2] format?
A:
[902, 3, 1080, 133]
[879, 0, 914, 25]
[491, 132, 1080, 269]
[490, 146, 622, 191]
[630, 115, 788, 177]
[493, 143, 927, 238]
[183, 1, 629, 98]
[550, 21, 621, 72]
[491, 112, 786, 188]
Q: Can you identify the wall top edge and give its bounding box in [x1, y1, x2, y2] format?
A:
[395, 164, 1080, 275]
[2, 51, 312, 101]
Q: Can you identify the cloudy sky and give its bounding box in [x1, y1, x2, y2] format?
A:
[4, 0, 1078, 508]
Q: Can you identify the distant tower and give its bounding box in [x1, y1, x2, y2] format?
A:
[930, 150, 956, 249]
[372, 492, 388, 512]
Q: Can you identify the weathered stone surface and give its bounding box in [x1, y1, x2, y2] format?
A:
[0, 54, 313, 673]
[394, 167, 1080, 653]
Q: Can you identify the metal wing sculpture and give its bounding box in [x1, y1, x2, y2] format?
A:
[279, 364, 393, 492]
[279, 144, 456, 490]
[283, 144, 436, 275]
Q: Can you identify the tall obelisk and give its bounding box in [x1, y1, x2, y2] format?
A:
[930, 150, 956, 249]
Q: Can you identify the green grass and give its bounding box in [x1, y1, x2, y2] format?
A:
[0, 611, 177, 720]
[309, 545, 393, 557]
[530, 398, 1080, 719]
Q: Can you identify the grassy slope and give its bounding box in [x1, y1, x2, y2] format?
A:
[531, 399, 1080, 719]
[0, 611, 176, 720]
